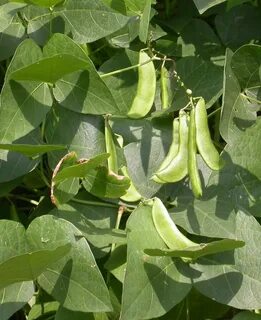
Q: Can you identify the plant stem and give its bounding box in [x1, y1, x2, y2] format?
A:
[71, 197, 118, 208]
[100, 56, 160, 79]
[8, 194, 39, 206]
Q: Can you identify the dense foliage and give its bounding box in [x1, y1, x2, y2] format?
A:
[0, 0, 260, 319]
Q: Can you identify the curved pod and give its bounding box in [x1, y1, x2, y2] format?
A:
[127, 51, 156, 119]
[195, 98, 223, 170]
[152, 197, 196, 249]
[188, 107, 202, 198]
[153, 110, 189, 183]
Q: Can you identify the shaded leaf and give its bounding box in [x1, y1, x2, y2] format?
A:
[0, 2, 26, 32]
[0, 143, 66, 157]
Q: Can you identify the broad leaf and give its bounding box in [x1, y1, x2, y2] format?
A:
[232, 311, 261, 320]
[27, 0, 129, 44]
[220, 48, 257, 143]
[0, 2, 26, 32]
[0, 282, 34, 320]
[45, 106, 106, 169]
[0, 244, 71, 289]
[50, 199, 120, 258]
[121, 203, 192, 320]
[192, 210, 261, 309]
[138, 0, 151, 43]
[0, 19, 25, 61]
[26, 215, 113, 312]
[0, 39, 52, 143]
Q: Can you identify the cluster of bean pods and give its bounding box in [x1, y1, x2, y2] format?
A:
[152, 98, 224, 198]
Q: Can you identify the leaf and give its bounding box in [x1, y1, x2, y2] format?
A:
[0, 244, 71, 289]
[176, 18, 224, 61]
[99, 50, 139, 116]
[53, 153, 109, 183]
[192, 210, 261, 309]
[50, 199, 120, 258]
[169, 57, 223, 111]
[10, 54, 89, 83]
[0, 39, 53, 143]
[27, 0, 129, 44]
[124, 139, 171, 198]
[215, 4, 261, 48]
[28, 302, 59, 320]
[45, 106, 106, 169]
[138, 0, 151, 43]
[0, 282, 34, 320]
[0, 143, 66, 157]
[0, 19, 26, 61]
[0, 129, 41, 183]
[82, 166, 130, 198]
[193, 0, 227, 14]
[121, 203, 192, 320]
[231, 44, 261, 90]
[220, 48, 256, 144]
[26, 215, 113, 312]
[0, 2, 26, 32]
[145, 239, 245, 260]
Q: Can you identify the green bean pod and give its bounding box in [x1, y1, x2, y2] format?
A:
[195, 98, 223, 170]
[120, 166, 142, 202]
[152, 197, 196, 249]
[152, 110, 189, 183]
[105, 116, 118, 173]
[188, 107, 202, 198]
[160, 65, 169, 110]
[127, 51, 156, 119]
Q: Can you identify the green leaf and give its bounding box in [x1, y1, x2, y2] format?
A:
[82, 166, 130, 198]
[0, 19, 26, 61]
[215, 4, 261, 48]
[27, 0, 129, 44]
[45, 106, 106, 169]
[0, 39, 52, 143]
[176, 19, 224, 61]
[169, 57, 223, 111]
[220, 49, 257, 144]
[145, 239, 245, 260]
[0, 282, 34, 320]
[99, 50, 139, 116]
[0, 2, 26, 32]
[231, 44, 261, 90]
[138, 0, 151, 43]
[50, 199, 120, 258]
[26, 215, 113, 312]
[28, 302, 59, 320]
[0, 129, 41, 183]
[53, 153, 109, 183]
[193, 0, 226, 14]
[0, 244, 71, 289]
[0, 143, 66, 157]
[121, 203, 192, 320]
[192, 210, 261, 309]
[10, 54, 89, 83]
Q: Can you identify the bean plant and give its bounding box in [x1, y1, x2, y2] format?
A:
[0, 0, 260, 319]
